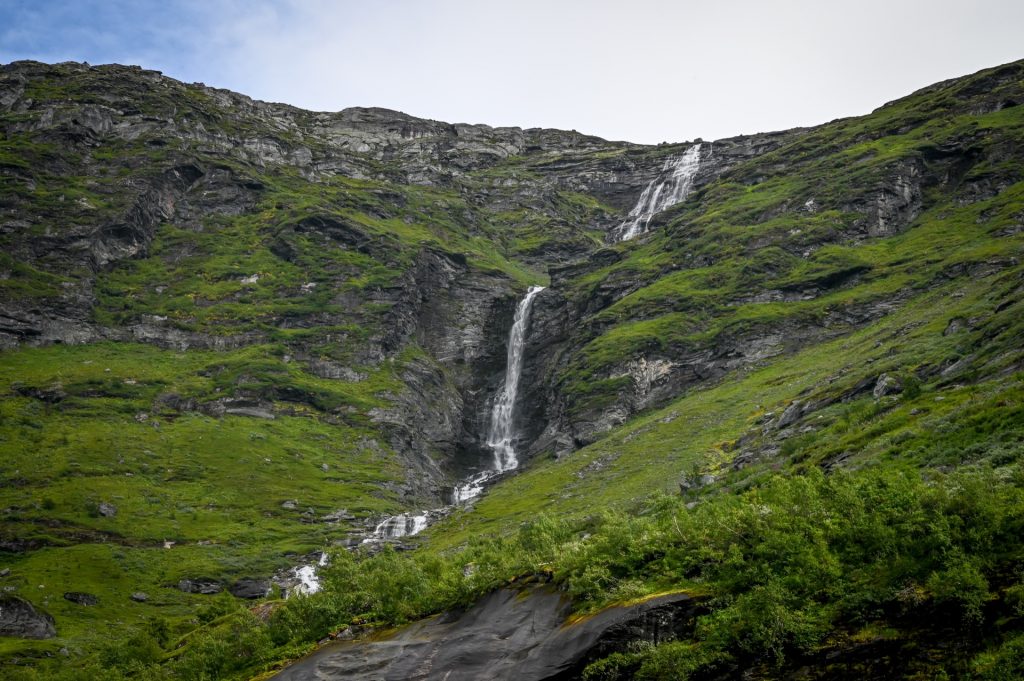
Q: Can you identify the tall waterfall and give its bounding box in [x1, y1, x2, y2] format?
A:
[366, 285, 545, 541]
[616, 143, 702, 241]
[487, 285, 545, 472]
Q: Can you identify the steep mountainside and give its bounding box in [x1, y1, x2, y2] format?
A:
[1, 59, 1023, 680]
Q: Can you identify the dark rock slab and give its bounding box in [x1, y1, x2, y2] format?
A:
[271, 586, 700, 681]
[0, 595, 57, 638]
[63, 591, 98, 606]
[229, 578, 271, 600]
[873, 372, 903, 398]
[177, 578, 222, 595]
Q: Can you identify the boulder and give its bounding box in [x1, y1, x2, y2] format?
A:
[229, 578, 271, 600]
[873, 373, 903, 398]
[270, 586, 703, 681]
[98, 502, 117, 517]
[943, 317, 967, 336]
[177, 579, 222, 595]
[776, 400, 804, 429]
[63, 591, 99, 606]
[679, 473, 717, 494]
[322, 509, 355, 523]
[0, 595, 56, 639]
[130, 592, 149, 602]
[13, 384, 66, 403]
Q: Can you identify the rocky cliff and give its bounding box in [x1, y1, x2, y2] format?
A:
[0, 60, 807, 496]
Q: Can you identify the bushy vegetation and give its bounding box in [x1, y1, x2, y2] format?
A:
[9, 462, 1024, 679]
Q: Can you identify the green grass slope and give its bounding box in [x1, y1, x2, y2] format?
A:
[552, 61, 1023, 427]
[0, 59, 1022, 680]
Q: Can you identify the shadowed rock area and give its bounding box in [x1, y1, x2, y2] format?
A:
[0, 595, 56, 639]
[272, 587, 700, 680]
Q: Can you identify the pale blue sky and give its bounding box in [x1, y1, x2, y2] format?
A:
[2, 0, 1022, 144]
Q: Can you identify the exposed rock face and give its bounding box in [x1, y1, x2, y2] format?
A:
[177, 579, 222, 595]
[271, 586, 701, 681]
[2, 57, 1022, 497]
[0, 595, 56, 639]
[89, 164, 206, 268]
[229, 578, 271, 600]
[63, 591, 99, 606]
[873, 373, 903, 398]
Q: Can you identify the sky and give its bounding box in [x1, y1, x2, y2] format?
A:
[1, 0, 1022, 144]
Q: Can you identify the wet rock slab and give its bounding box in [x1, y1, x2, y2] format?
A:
[271, 586, 699, 680]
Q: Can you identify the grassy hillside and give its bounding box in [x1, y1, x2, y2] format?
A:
[551, 62, 1024, 426]
[1, 59, 1023, 680]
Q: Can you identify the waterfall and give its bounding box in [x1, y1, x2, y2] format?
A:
[287, 551, 329, 597]
[487, 285, 545, 472]
[451, 470, 493, 504]
[369, 513, 429, 540]
[363, 285, 545, 542]
[616, 143, 702, 241]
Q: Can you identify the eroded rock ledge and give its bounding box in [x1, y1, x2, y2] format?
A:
[271, 586, 703, 680]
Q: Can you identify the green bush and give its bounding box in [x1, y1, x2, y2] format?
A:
[971, 632, 1024, 681]
[926, 557, 990, 624]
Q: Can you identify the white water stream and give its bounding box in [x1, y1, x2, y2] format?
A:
[371, 513, 429, 539]
[485, 285, 545, 472]
[616, 143, 702, 241]
[288, 551, 329, 596]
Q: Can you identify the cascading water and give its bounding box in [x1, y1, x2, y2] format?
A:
[287, 551, 329, 597]
[616, 143, 702, 241]
[371, 513, 429, 540]
[451, 284, 545, 502]
[451, 470, 492, 504]
[486, 285, 545, 472]
[364, 286, 545, 542]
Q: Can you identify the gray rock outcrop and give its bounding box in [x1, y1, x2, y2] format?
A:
[63, 591, 98, 606]
[229, 578, 271, 600]
[271, 586, 701, 681]
[177, 579, 222, 595]
[0, 595, 56, 639]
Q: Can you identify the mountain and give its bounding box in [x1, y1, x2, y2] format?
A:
[0, 58, 1022, 680]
